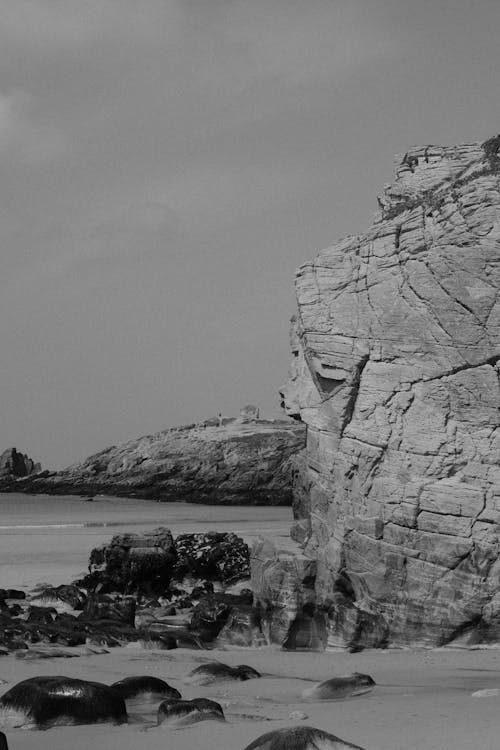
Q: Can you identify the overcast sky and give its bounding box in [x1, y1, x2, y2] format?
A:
[1, 0, 499, 468]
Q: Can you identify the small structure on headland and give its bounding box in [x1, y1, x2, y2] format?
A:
[239, 404, 260, 422]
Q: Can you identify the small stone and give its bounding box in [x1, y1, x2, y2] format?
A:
[471, 689, 500, 698]
[288, 710, 308, 720]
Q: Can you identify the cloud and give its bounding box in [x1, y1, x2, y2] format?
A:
[185, 1, 404, 94]
[77, 201, 180, 264]
[0, 91, 67, 163]
[0, 0, 175, 48]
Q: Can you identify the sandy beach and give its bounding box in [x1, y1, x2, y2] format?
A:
[1, 495, 500, 750]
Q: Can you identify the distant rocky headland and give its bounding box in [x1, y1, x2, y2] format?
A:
[0, 415, 305, 505]
[269, 134, 500, 649]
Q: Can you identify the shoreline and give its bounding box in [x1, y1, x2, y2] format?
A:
[2, 494, 500, 749]
[3, 645, 500, 750]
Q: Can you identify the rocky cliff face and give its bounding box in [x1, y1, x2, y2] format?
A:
[4, 418, 305, 505]
[281, 135, 500, 648]
[0, 448, 41, 479]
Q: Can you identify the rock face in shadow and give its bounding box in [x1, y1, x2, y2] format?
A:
[251, 538, 326, 649]
[3, 418, 305, 505]
[0, 448, 41, 480]
[280, 136, 500, 648]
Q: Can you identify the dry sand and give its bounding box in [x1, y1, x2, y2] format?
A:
[1, 495, 500, 750]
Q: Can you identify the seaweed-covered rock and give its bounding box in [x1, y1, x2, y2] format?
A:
[173, 532, 250, 585]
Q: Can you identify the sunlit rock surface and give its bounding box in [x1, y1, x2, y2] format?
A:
[281, 135, 500, 648]
[3, 418, 305, 505]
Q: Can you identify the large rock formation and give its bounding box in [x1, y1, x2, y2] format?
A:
[280, 135, 500, 648]
[3, 418, 305, 505]
[0, 448, 41, 479]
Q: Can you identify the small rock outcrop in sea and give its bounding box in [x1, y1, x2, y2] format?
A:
[275, 135, 500, 649]
[3, 418, 305, 504]
[0, 448, 41, 481]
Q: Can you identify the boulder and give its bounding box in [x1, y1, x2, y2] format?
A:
[173, 532, 250, 585]
[281, 135, 500, 648]
[80, 527, 177, 596]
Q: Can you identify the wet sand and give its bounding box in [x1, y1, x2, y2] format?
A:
[1, 494, 500, 750]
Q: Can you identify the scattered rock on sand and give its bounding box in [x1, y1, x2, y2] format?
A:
[301, 673, 376, 701]
[157, 697, 225, 727]
[15, 647, 81, 660]
[111, 676, 181, 703]
[471, 688, 500, 698]
[174, 532, 251, 584]
[0, 676, 127, 729]
[184, 661, 261, 686]
[289, 711, 308, 720]
[243, 726, 366, 750]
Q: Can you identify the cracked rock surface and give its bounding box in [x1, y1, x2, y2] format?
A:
[281, 135, 500, 648]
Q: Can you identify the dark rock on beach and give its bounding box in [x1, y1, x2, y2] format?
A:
[0, 526, 263, 655]
[77, 527, 177, 596]
[173, 532, 250, 584]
